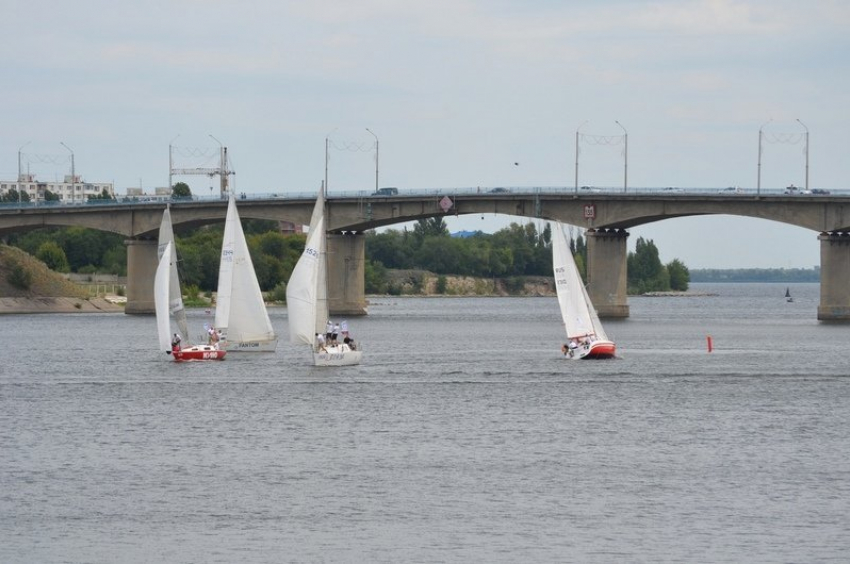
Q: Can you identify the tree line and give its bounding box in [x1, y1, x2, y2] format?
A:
[4, 216, 688, 296]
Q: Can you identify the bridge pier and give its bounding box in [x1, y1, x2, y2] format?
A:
[586, 228, 630, 318]
[124, 237, 158, 315]
[818, 232, 850, 321]
[327, 232, 367, 316]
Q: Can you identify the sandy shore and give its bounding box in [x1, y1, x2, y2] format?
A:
[0, 297, 125, 314]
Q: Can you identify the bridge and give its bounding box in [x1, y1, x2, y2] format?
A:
[2, 186, 850, 321]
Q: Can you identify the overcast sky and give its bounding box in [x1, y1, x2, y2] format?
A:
[3, 1, 847, 268]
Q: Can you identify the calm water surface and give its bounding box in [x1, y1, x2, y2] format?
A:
[2, 283, 849, 563]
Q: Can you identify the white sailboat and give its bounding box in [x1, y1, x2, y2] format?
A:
[156, 207, 226, 361]
[215, 193, 278, 352]
[286, 186, 362, 366]
[552, 221, 616, 360]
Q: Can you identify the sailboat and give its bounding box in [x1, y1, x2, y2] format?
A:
[785, 287, 794, 302]
[214, 193, 278, 352]
[155, 207, 226, 362]
[286, 186, 362, 366]
[552, 221, 616, 360]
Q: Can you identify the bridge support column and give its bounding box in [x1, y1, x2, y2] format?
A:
[124, 238, 158, 315]
[327, 232, 367, 316]
[586, 228, 629, 318]
[818, 232, 850, 321]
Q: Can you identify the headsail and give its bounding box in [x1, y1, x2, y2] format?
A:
[158, 207, 189, 341]
[155, 241, 174, 353]
[286, 187, 326, 346]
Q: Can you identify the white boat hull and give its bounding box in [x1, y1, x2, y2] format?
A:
[313, 344, 362, 366]
[563, 339, 617, 360]
[222, 339, 278, 353]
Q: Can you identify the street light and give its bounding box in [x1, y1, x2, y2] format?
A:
[60, 142, 75, 202]
[169, 134, 180, 191]
[797, 119, 809, 192]
[575, 120, 588, 193]
[365, 128, 379, 194]
[324, 127, 338, 197]
[615, 120, 628, 193]
[757, 119, 772, 195]
[17, 141, 31, 204]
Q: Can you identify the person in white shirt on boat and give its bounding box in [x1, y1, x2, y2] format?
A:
[325, 320, 334, 344]
[172, 333, 182, 352]
[316, 333, 326, 351]
[332, 322, 340, 345]
[208, 326, 220, 348]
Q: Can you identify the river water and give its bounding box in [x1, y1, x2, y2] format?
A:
[1, 283, 848, 563]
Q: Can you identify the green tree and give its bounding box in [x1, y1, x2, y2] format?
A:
[172, 182, 192, 198]
[627, 237, 670, 294]
[6, 259, 32, 290]
[435, 275, 448, 294]
[35, 241, 70, 272]
[44, 189, 60, 201]
[413, 217, 449, 241]
[1, 188, 30, 203]
[667, 259, 690, 291]
[88, 188, 115, 201]
[364, 260, 389, 294]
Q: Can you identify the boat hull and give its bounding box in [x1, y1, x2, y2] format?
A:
[563, 340, 616, 360]
[171, 345, 226, 362]
[313, 344, 362, 366]
[222, 339, 278, 353]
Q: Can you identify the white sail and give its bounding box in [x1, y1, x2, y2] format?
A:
[155, 241, 174, 353]
[216, 194, 277, 349]
[157, 207, 189, 341]
[552, 222, 607, 342]
[286, 189, 326, 346]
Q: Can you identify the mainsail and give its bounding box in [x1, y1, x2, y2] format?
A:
[552, 221, 608, 342]
[216, 194, 276, 346]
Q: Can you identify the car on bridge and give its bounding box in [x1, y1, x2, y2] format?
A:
[372, 187, 398, 196]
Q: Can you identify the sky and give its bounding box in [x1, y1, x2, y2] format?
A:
[3, 0, 848, 269]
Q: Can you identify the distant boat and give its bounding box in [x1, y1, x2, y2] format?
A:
[785, 287, 794, 303]
[215, 193, 278, 352]
[552, 221, 616, 360]
[156, 208, 226, 362]
[286, 185, 363, 366]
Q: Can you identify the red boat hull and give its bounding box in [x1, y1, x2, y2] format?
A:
[583, 341, 616, 359]
[170, 345, 226, 362]
[562, 339, 617, 360]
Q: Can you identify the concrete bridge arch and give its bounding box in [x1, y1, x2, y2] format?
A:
[2, 191, 850, 320]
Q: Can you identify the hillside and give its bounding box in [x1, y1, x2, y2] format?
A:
[0, 245, 122, 313]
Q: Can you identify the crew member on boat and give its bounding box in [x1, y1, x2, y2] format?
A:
[208, 326, 220, 347]
[171, 333, 182, 352]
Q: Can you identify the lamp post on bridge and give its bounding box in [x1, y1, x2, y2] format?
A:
[366, 128, 379, 194]
[59, 142, 75, 203]
[17, 141, 30, 204]
[615, 120, 628, 193]
[757, 119, 771, 196]
[797, 119, 809, 192]
[574, 120, 587, 194]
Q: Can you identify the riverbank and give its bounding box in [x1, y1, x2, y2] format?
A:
[0, 297, 125, 314]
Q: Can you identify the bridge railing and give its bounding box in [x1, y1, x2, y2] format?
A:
[0, 186, 845, 211]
